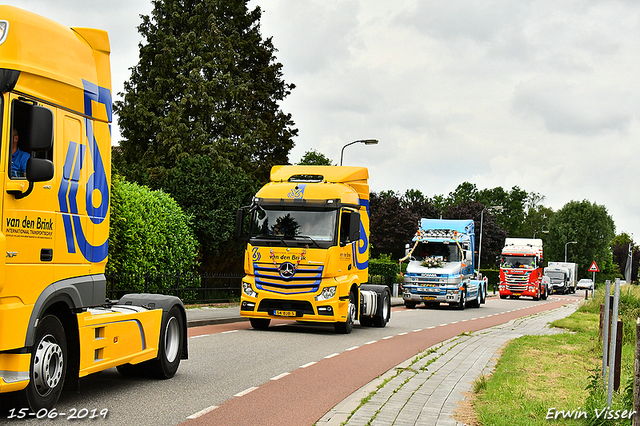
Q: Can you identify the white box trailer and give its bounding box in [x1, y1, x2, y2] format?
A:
[545, 262, 577, 294]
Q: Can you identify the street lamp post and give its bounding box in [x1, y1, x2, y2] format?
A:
[340, 139, 378, 166]
[565, 241, 577, 263]
[533, 230, 549, 239]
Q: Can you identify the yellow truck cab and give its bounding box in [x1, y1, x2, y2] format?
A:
[0, 6, 187, 411]
[236, 165, 391, 333]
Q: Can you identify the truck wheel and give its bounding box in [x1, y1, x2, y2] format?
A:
[480, 283, 486, 304]
[250, 318, 271, 330]
[457, 290, 466, 310]
[372, 288, 391, 327]
[335, 291, 356, 334]
[19, 315, 67, 411]
[144, 306, 184, 379]
[533, 288, 540, 301]
[404, 301, 417, 309]
[542, 286, 548, 300]
[500, 295, 507, 299]
[472, 292, 481, 308]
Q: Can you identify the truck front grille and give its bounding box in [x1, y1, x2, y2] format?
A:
[507, 285, 527, 292]
[253, 263, 323, 294]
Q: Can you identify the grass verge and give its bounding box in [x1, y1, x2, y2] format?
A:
[473, 286, 639, 425]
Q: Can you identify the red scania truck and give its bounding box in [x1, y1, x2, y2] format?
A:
[498, 238, 547, 300]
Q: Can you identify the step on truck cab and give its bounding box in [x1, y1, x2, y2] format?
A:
[0, 6, 187, 411]
[236, 165, 391, 334]
[400, 219, 487, 310]
[498, 238, 546, 300]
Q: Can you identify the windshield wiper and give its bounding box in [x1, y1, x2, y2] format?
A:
[293, 235, 321, 248]
[251, 235, 295, 247]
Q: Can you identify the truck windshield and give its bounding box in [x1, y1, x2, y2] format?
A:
[251, 209, 337, 242]
[501, 256, 536, 268]
[547, 272, 565, 280]
[413, 242, 461, 262]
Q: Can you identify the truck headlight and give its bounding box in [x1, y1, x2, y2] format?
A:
[242, 282, 258, 298]
[315, 286, 336, 302]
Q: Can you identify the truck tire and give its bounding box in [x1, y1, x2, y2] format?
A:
[404, 301, 417, 309]
[541, 286, 548, 300]
[457, 290, 466, 310]
[472, 293, 481, 308]
[143, 305, 185, 379]
[533, 288, 540, 301]
[372, 288, 391, 327]
[18, 315, 67, 411]
[480, 282, 486, 304]
[250, 318, 271, 330]
[335, 291, 356, 334]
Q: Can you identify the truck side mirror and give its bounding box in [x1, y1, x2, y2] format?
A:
[26, 158, 54, 182]
[340, 210, 361, 246]
[236, 207, 249, 241]
[27, 105, 54, 152]
[349, 211, 361, 243]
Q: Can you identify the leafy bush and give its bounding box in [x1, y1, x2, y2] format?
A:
[480, 269, 500, 287]
[369, 254, 401, 284]
[107, 175, 199, 290]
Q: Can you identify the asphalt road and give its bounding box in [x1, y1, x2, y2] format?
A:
[0, 291, 585, 425]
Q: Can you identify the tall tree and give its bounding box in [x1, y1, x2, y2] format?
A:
[448, 182, 479, 207]
[401, 189, 439, 220]
[478, 186, 528, 237]
[444, 201, 507, 269]
[297, 149, 334, 166]
[369, 191, 417, 259]
[546, 200, 616, 277]
[160, 155, 256, 272]
[114, 0, 297, 186]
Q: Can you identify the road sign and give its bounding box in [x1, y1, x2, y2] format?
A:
[589, 261, 600, 272]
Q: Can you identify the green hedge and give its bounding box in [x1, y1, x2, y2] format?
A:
[107, 176, 199, 288]
[369, 258, 400, 278]
[480, 269, 499, 286]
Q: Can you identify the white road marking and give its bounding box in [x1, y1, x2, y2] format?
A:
[187, 405, 218, 419]
[270, 372, 290, 381]
[234, 387, 258, 397]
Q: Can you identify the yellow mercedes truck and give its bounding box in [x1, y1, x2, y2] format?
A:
[236, 165, 391, 334]
[0, 6, 187, 411]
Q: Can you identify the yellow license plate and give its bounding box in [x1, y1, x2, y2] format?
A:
[274, 310, 296, 317]
[513, 293, 521, 296]
[422, 296, 435, 301]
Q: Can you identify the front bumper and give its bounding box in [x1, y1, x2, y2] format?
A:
[403, 287, 461, 303]
[499, 285, 538, 298]
[240, 293, 350, 323]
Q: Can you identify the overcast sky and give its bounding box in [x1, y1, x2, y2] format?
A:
[6, 0, 640, 247]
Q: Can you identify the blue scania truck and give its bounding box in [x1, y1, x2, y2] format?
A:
[401, 219, 487, 309]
